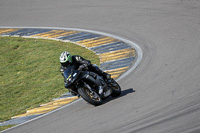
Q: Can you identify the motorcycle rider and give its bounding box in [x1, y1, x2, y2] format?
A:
[59, 51, 111, 95]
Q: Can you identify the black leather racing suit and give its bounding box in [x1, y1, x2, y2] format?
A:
[60, 55, 108, 86]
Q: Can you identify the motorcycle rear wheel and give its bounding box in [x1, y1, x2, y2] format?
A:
[109, 79, 121, 97]
[78, 86, 102, 106]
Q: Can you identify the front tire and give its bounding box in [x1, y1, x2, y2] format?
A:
[78, 86, 102, 106]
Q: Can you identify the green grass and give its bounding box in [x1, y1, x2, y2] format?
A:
[0, 37, 100, 123]
[0, 125, 16, 131]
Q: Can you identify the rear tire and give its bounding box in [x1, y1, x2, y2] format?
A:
[78, 86, 102, 106]
[109, 79, 121, 97]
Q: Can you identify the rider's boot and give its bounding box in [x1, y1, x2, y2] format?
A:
[102, 72, 112, 82]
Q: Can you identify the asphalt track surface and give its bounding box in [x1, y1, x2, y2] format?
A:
[1, 0, 200, 133]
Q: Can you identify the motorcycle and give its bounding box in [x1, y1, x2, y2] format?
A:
[63, 65, 121, 106]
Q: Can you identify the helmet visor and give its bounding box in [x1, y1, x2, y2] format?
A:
[61, 61, 70, 68]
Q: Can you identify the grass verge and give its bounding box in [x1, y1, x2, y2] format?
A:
[0, 37, 99, 123]
[0, 125, 16, 131]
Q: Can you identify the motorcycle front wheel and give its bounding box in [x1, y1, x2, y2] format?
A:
[78, 86, 102, 106]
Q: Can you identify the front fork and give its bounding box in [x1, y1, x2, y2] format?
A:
[84, 82, 93, 92]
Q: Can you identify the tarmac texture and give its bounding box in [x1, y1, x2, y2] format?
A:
[1, 0, 200, 133]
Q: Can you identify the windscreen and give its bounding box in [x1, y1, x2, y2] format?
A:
[63, 65, 74, 79]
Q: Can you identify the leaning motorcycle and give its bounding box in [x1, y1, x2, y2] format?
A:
[63, 65, 121, 106]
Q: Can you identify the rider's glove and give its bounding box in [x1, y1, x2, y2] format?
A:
[78, 64, 88, 71]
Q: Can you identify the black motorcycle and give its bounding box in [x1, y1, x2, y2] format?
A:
[63, 65, 121, 106]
